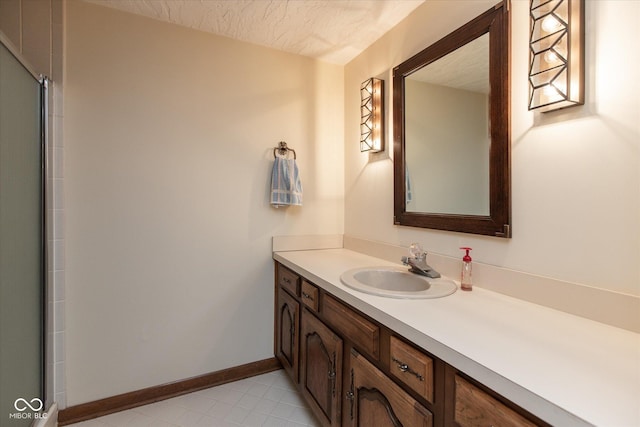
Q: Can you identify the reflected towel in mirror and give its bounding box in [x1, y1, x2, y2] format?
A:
[405, 164, 413, 205]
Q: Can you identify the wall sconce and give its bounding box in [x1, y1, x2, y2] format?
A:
[360, 78, 384, 152]
[528, 0, 584, 112]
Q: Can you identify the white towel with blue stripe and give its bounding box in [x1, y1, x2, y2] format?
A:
[270, 155, 303, 207]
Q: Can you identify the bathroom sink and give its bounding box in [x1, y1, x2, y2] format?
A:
[340, 266, 457, 299]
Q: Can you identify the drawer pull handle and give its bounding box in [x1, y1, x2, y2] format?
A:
[282, 277, 291, 284]
[392, 357, 424, 381]
[302, 292, 314, 301]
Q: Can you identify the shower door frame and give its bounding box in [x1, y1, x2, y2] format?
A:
[0, 31, 49, 410]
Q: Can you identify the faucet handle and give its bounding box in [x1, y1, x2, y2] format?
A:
[408, 243, 425, 259]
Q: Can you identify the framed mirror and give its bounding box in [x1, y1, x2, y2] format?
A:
[393, 2, 511, 238]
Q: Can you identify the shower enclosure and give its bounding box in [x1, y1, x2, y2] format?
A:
[0, 39, 47, 426]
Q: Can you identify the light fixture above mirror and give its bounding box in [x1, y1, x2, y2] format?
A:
[529, 0, 584, 112]
[360, 78, 384, 152]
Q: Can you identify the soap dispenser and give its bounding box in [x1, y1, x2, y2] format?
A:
[460, 247, 473, 291]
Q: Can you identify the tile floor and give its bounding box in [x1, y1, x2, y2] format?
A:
[68, 369, 321, 427]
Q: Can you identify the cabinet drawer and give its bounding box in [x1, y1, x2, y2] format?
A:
[323, 294, 379, 360]
[300, 280, 319, 311]
[389, 336, 434, 403]
[278, 265, 300, 296]
[454, 375, 537, 427]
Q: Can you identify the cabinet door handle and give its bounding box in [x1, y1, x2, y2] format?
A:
[302, 292, 314, 301]
[392, 357, 424, 381]
[346, 369, 355, 420]
[329, 352, 337, 397]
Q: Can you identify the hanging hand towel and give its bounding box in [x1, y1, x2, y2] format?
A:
[270, 155, 303, 207]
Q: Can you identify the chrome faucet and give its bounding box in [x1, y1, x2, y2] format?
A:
[401, 243, 441, 278]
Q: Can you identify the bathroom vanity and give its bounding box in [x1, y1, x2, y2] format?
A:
[275, 260, 542, 426]
[273, 248, 639, 427]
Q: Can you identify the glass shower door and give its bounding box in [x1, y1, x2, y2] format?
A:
[0, 42, 45, 425]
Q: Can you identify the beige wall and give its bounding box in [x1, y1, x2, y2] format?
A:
[64, 1, 343, 404]
[345, 0, 639, 297]
[405, 81, 490, 214]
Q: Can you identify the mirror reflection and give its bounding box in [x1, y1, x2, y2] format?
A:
[405, 34, 490, 215]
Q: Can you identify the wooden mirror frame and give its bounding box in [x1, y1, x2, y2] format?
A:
[393, 2, 511, 238]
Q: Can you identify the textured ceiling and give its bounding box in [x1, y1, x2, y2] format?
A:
[83, 0, 425, 64]
[410, 33, 490, 94]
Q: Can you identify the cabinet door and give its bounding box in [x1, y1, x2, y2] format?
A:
[300, 308, 343, 427]
[346, 350, 433, 427]
[276, 288, 299, 383]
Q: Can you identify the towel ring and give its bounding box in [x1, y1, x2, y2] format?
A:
[273, 141, 296, 159]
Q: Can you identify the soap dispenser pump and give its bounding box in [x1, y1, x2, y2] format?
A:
[460, 247, 473, 291]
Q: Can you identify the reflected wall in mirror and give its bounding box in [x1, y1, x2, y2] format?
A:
[393, 1, 511, 237]
[405, 34, 490, 215]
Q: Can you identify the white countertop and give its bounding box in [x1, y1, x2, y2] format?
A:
[274, 248, 640, 427]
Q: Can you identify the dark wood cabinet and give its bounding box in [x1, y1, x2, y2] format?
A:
[444, 366, 546, 427]
[278, 264, 300, 296]
[347, 349, 433, 427]
[301, 280, 319, 311]
[275, 279, 300, 382]
[300, 308, 343, 427]
[323, 294, 380, 361]
[274, 261, 546, 427]
[389, 335, 434, 404]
